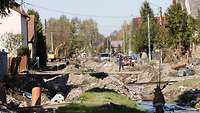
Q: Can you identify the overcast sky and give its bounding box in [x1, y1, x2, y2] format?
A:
[17, 0, 172, 36]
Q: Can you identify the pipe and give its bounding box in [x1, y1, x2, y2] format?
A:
[31, 87, 41, 106]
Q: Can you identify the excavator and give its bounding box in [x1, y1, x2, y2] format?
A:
[47, 43, 66, 62]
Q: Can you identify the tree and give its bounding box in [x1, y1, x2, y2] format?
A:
[121, 21, 132, 54]
[46, 16, 105, 57]
[165, 1, 194, 54]
[0, 0, 15, 17]
[193, 11, 200, 49]
[46, 16, 71, 51]
[27, 9, 47, 67]
[156, 28, 170, 48]
[80, 19, 99, 54]
[133, 1, 158, 53]
[0, 33, 23, 56]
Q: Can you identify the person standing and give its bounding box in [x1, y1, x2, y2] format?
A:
[118, 53, 124, 72]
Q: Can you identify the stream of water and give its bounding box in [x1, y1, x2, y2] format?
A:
[138, 101, 200, 113]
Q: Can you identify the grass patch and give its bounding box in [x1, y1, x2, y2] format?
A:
[57, 88, 146, 113]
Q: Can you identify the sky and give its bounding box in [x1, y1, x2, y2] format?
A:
[17, 0, 172, 36]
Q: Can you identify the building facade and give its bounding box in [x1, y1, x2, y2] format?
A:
[177, 0, 200, 18]
[28, 15, 37, 58]
[0, 3, 29, 52]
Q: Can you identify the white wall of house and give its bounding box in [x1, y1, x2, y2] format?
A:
[0, 9, 28, 50]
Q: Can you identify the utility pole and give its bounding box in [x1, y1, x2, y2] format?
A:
[129, 38, 132, 56]
[109, 37, 112, 55]
[51, 32, 54, 52]
[129, 22, 132, 56]
[159, 7, 163, 64]
[148, 13, 151, 62]
[123, 29, 126, 54]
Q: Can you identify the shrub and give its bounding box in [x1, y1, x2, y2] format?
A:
[17, 45, 31, 57]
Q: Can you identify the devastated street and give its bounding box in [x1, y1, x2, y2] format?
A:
[1, 0, 200, 113]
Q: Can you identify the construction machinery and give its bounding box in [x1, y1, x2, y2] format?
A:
[47, 43, 66, 62]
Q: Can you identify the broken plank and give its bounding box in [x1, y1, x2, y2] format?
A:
[129, 81, 177, 85]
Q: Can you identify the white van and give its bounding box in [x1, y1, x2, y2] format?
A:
[99, 53, 111, 62]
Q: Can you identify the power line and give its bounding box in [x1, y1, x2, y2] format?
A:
[23, 1, 133, 19]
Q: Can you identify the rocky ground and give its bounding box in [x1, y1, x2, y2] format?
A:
[1, 57, 200, 112]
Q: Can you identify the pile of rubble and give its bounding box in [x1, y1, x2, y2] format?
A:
[2, 55, 200, 112]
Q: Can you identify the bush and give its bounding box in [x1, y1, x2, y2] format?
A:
[17, 45, 31, 57]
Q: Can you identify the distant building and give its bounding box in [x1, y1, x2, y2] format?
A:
[133, 16, 166, 30]
[0, 2, 29, 51]
[176, 0, 200, 18]
[111, 40, 123, 48]
[111, 40, 123, 53]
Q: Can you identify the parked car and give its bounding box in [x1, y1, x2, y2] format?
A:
[122, 56, 135, 66]
[99, 53, 111, 62]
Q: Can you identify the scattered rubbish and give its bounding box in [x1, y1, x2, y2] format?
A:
[176, 67, 195, 77]
[45, 75, 69, 97]
[89, 72, 109, 80]
[23, 92, 32, 99]
[191, 58, 200, 66]
[50, 93, 65, 104]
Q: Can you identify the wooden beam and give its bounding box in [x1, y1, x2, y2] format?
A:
[128, 81, 177, 85]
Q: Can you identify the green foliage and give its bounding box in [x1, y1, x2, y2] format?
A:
[193, 12, 200, 45]
[17, 45, 30, 57]
[46, 16, 104, 57]
[140, 1, 155, 23]
[133, 1, 158, 53]
[27, 9, 43, 33]
[165, 2, 194, 54]
[56, 88, 145, 113]
[155, 26, 171, 49]
[28, 9, 47, 67]
[36, 32, 47, 67]
[0, 0, 15, 17]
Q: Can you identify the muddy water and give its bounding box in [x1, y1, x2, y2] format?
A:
[138, 101, 200, 113]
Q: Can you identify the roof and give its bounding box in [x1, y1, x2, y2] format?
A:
[133, 16, 166, 29]
[111, 40, 123, 48]
[11, 2, 29, 18]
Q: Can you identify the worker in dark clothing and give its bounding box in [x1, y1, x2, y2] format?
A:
[153, 85, 165, 113]
[119, 54, 124, 72]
